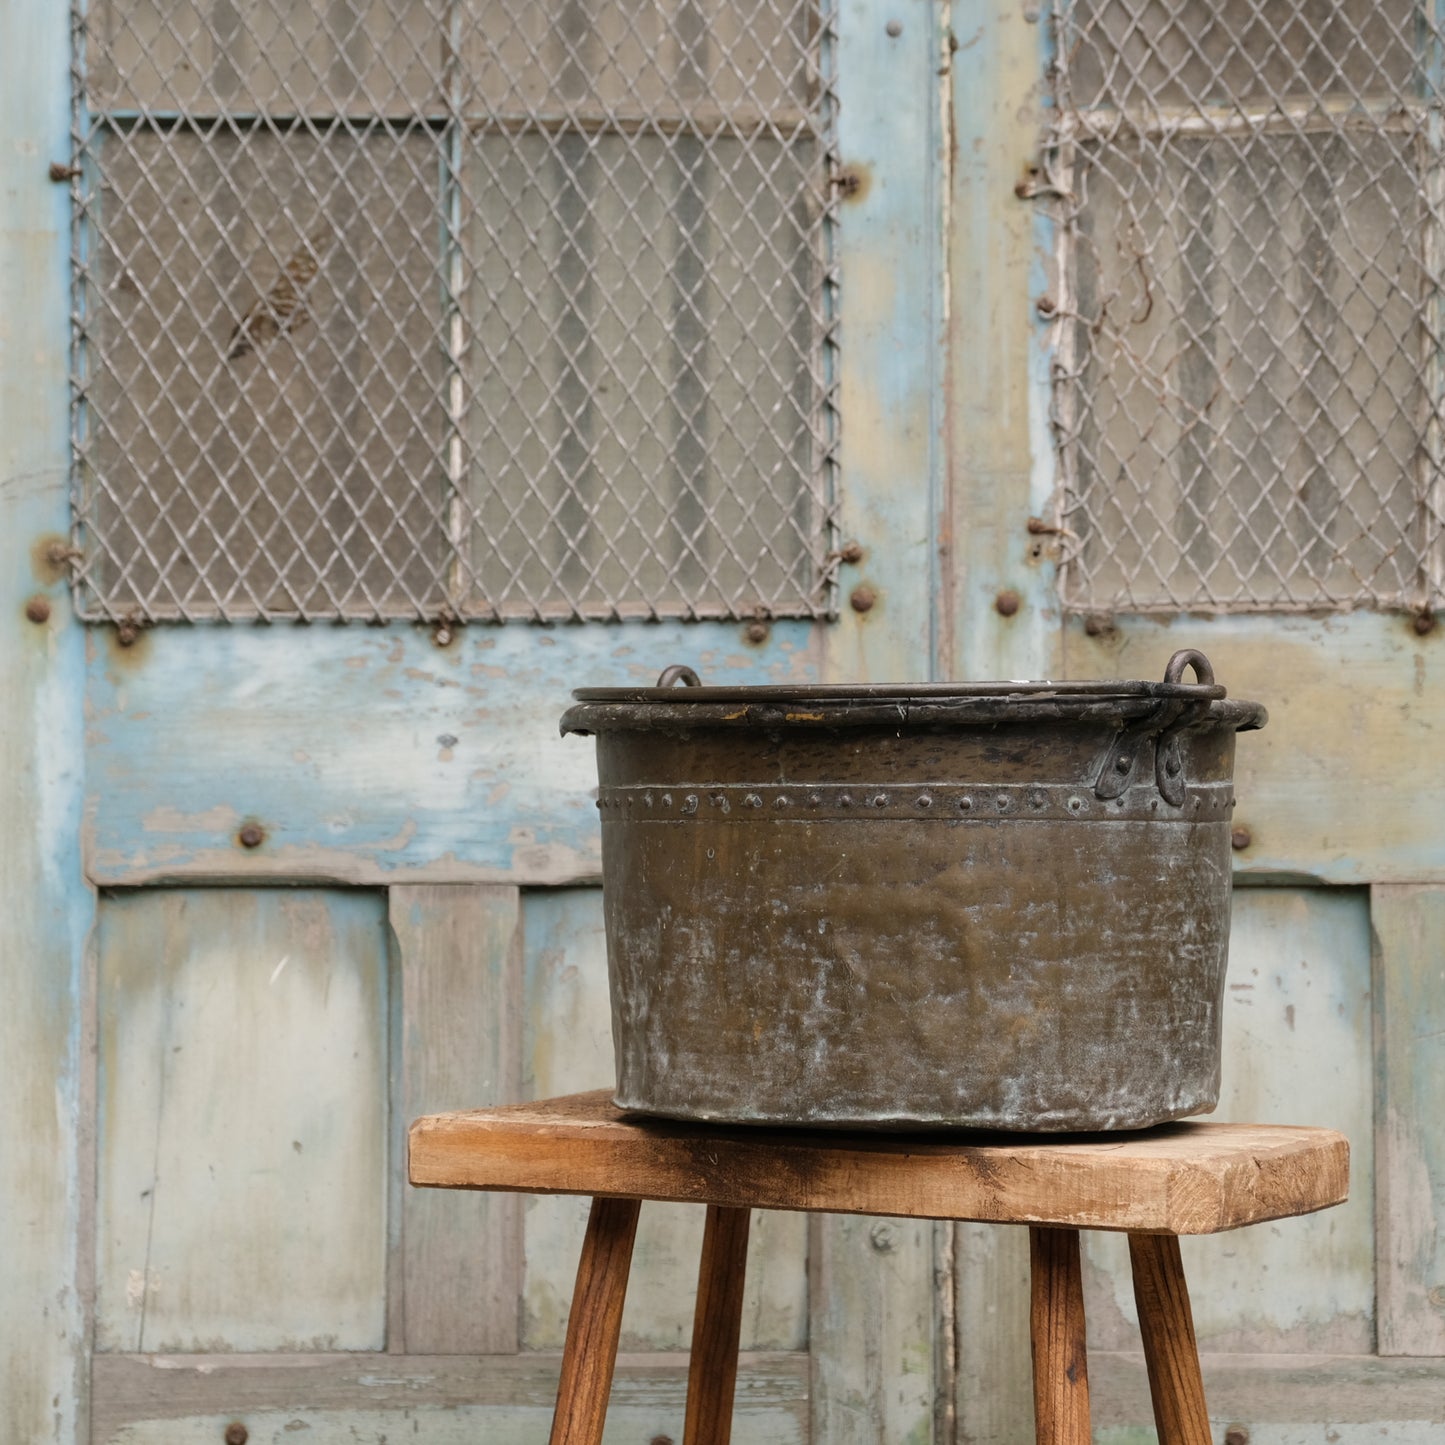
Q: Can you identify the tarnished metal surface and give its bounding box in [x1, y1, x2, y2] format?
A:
[564, 652, 1265, 1131]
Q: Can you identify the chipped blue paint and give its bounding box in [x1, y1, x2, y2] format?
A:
[85, 619, 823, 884]
[0, 0, 92, 1436]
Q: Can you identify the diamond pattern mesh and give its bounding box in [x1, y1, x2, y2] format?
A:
[69, 0, 838, 623]
[1045, 0, 1444, 613]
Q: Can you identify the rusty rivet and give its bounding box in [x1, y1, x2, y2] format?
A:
[1223, 1430, 1249, 1445]
[1231, 826, 1252, 851]
[237, 823, 265, 850]
[885, 18, 902, 36]
[224, 1425, 249, 1445]
[839, 540, 864, 564]
[49, 161, 81, 182]
[1414, 610, 1436, 636]
[115, 621, 140, 647]
[849, 584, 877, 614]
[1083, 612, 1115, 637]
[1035, 294, 1058, 317]
[25, 595, 52, 624]
[994, 588, 1021, 617]
[745, 620, 770, 644]
[835, 167, 864, 198]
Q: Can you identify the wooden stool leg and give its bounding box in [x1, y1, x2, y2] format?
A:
[1128, 1233, 1211, 1445]
[1028, 1226, 1091, 1445]
[682, 1205, 752, 1445]
[548, 1196, 642, 1445]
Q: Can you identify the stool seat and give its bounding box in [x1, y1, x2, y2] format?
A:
[409, 1088, 1347, 1234]
[408, 1093, 1349, 1445]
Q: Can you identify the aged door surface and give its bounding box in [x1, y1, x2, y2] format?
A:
[9, 0, 1445, 1443]
[5, 0, 953, 1441]
[949, 2, 1445, 1442]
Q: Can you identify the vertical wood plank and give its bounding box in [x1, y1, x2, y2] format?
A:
[95, 889, 389, 1352]
[549, 1196, 642, 1445]
[1373, 882, 1445, 1355]
[809, 1213, 941, 1445]
[0, 0, 88, 1433]
[393, 882, 523, 1354]
[1029, 1229, 1091, 1445]
[958, 1224, 1036, 1445]
[1128, 1234, 1211, 1445]
[683, 1205, 751, 1445]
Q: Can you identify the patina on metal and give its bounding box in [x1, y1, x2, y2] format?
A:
[561, 650, 1266, 1132]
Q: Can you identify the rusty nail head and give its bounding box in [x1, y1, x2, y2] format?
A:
[1083, 612, 1115, 637]
[1231, 826, 1252, 851]
[224, 1426, 249, 1445]
[49, 161, 80, 182]
[115, 621, 139, 647]
[745, 620, 770, 644]
[1223, 1430, 1249, 1445]
[238, 823, 265, 850]
[839, 540, 864, 564]
[25, 596, 51, 624]
[836, 168, 863, 198]
[885, 18, 902, 35]
[1035, 294, 1058, 317]
[995, 588, 1021, 617]
[849, 584, 877, 614]
[1414, 610, 1436, 635]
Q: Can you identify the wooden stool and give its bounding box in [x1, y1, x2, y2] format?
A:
[409, 1091, 1348, 1445]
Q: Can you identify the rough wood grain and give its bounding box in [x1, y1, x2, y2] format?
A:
[683, 1205, 751, 1445]
[809, 1213, 941, 1445]
[549, 1196, 642, 1445]
[1029, 1229, 1090, 1445]
[392, 883, 522, 1354]
[1128, 1234, 1212, 1444]
[96, 888, 389, 1352]
[409, 1091, 1350, 1235]
[956, 1224, 1035, 1445]
[1373, 882, 1445, 1356]
[90, 1349, 810, 1443]
[0, 0, 89, 1433]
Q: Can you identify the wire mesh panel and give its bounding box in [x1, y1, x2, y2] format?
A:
[70, 0, 837, 622]
[1045, 0, 1444, 614]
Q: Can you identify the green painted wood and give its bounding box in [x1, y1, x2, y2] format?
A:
[94, 889, 389, 1353]
[392, 884, 523, 1354]
[0, 0, 92, 1435]
[1373, 883, 1445, 1356]
[520, 889, 808, 1355]
[1081, 888, 1374, 1356]
[90, 1351, 809, 1445]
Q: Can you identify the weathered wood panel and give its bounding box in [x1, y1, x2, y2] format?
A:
[810, 1214, 944, 1445]
[1081, 888, 1374, 1355]
[0, 0, 91, 1435]
[956, 1224, 1034, 1445]
[1089, 1350, 1445, 1435]
[1064, 612, 1445, 883]
[1372, 883, 1445, 1356]
[83, 620, 822, 888]
[91, 1351, 809, 1445]
[520, 889, 808, 1354]
[391, 884, 523, 1354]
[94, 889, 389, 1352]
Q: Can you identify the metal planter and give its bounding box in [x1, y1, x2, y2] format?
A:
[561, 651, 1266, 1132]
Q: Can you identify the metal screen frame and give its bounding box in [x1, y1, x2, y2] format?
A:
[64, 0, 842, 627]
[1042, 0, 1445, 618]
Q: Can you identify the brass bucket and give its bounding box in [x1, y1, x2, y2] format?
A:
[561, 651, 1265, 1131]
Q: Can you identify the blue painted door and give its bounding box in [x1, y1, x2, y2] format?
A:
[4, 0, 953, 1440]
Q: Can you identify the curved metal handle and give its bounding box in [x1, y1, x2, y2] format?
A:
[655, 664, 702, 688]
[1163, 649, 1214, 687]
